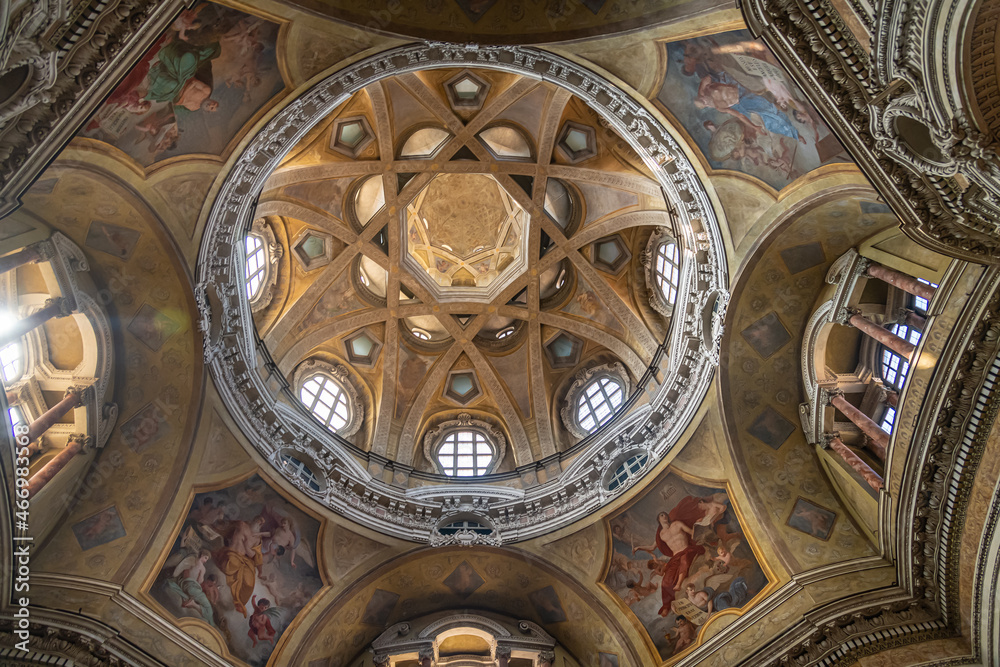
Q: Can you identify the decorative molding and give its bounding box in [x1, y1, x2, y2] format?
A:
[0, 0, 189, 216]
[741, 0, 1000, 263]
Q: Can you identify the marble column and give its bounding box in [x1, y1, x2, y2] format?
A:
[418, 648, 433, 667]
[27, 386, 85, 442]
[0, 297, 73, 348]
[497, 646, 511, 667]
[848, 312, 916, 360]
[826, 435, 884, 492]
[0, 243, 48, 275]
[26, 433, 89, 498]
[885, 389, 899, 408]
[829, 392, 888, 460]
[865, 262, 936, 302]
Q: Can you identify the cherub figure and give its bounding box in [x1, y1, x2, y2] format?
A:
[671, 615, 697, 653]
[248, 595, 280, 647]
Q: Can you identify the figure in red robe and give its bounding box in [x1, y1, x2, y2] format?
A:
[633, 496, 711, 616]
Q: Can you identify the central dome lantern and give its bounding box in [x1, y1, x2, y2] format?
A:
[402, 173, 529, 302]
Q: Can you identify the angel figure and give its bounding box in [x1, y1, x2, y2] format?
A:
[248, 595, 281, 647]
[259, 506, 314, 570]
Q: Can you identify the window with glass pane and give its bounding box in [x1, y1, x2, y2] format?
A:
[654, 242, 680, 305]
[879, 406, 896, 433]
[911, 278, 938, 315]
[881, 323, 921, 392]
[299, 374, 351, 432]
[1, 341, 23, 384]
[8, 406, 24, 437]
[279, 452, 321, 491]
[608, 452, 649, 491]
[577, 376, 625, 433]
[439, 519, 493, 535]
[245, 234, 267, 300]
[436, 430, 493, 477]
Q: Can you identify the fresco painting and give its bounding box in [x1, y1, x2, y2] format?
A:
[603, 472, 768, 660]
[72, 505, 127, 550]
[657, 31, 850, 190]
[787, 497, 837, 540]
[149, 475, 323, 667]
[80, 2, 284, 167]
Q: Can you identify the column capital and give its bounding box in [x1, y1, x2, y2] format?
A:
[820, 432, 841, 449]
[65, 384, 94, 404]
[538, 649, 556, 661]
[835, 306, 859, 325]
[43, 296, 74, 317]
[496, 645, 513, 658]
[371, 653, 391, 667]
[32, 240, 56, 261]
[67, 433, 93, 449]
[826, 389, 845, 405]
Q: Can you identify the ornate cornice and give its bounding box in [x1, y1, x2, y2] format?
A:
[741, 0, 1000, 263]
[195, 43, 729, 544]
[0, 0, 188, 216]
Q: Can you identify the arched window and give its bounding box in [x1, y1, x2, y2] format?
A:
[436, 430, 494, 477]
[0, 341, 23, 384]
[577, 376, 625, 433]
[654, 242, 681, 305]
[411, 328, 431, 341]
[881, 323, 921, 392]
[299, 373, 352, 432]
[607, 452, 649, 492]
[279, 452, 321, 492]
[496, 326, 515, 340]
[245, 233, 267, 301]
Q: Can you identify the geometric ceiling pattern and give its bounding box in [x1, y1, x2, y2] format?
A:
[256, 67, 676, 470]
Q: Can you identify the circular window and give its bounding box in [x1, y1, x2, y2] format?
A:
[300, 373, 352, 432]
[576, 376, 625, 433]
[1, 341, 23, 384]
[436, 430, 494, 477]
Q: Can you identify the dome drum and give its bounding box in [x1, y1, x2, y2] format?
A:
[196, 43, 728, 544]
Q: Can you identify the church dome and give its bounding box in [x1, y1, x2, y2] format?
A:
[197, 44, 727, 544]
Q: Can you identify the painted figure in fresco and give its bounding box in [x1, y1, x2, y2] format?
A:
[633, 511, 705, 616]
[259, 506, 315, 570]
[166, 549, 215, 626]
[145, 38, 222, 113]
[247, 595, 279, 647]
[670, 615, 697, 653]
[693, 70, 803, 146]
[189, 497, 227, 527]
[685, 583, 713, 614]
[215, 514, 269, 617]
